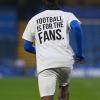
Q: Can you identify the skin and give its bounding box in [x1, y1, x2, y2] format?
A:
[59, 85, 69, 100]
[41, 96, 53, 100]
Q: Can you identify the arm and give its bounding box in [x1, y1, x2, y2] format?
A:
[24, 40, 36, 54]
[70, 20, 85, 63]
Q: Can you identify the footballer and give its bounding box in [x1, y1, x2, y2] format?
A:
[22, 0, 85, 100]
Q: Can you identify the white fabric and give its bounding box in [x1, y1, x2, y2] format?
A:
[38, 67, 72, 97]
[22, 10, 80, 73]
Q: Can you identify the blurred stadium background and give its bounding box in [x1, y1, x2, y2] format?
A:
[0, 0, 100, 100]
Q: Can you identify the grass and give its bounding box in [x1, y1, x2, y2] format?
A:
[0, 77, 100, 100]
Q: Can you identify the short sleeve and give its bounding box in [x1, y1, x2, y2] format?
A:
[68, 13, 81, 28]
[22, 20, 34, 42]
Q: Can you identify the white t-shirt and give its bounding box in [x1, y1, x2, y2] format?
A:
[22, 10, 80, 73]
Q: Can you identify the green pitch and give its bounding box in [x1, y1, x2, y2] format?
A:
[0, 77, 100, 100]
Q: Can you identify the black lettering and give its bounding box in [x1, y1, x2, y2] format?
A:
[50, 17, 53, 22]
[43, 23, 53, 30]
[53, 17, 57, 22]
[44, 31, 50, 42]
[46, 17, 50, 22]
[38, 32, 43, 44]
[37, 25, 41, 32]
[49, 30, 56, 40]
[53, 22, 64, 28]
[36, 19, 39, 24]
[37, 18, 42, 24]
[42, 24, 46, 30]
[48, 23, 53, 29]
[60, 22, 64, 28]
[56, 29, 62, 40]
[59, 16, 62, 21]
[43, 17, 46, 23]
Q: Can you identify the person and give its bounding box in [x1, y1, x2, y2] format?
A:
[22, 0, 85, 100]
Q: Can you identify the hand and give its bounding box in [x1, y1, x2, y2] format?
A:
[74, 55, 85, 64]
